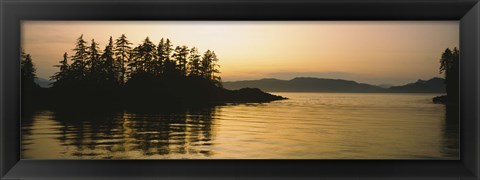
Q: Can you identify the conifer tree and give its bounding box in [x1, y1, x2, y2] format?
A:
[129, 45, 141, 75]
[161, 38, 176, 76]
[164, 39, 173, 62]
[439, 47, 460, 102]
[102, 36, 117, 85]
[188, 47, 201, 76]
[143, 37, 157, 74]
[21, 53, 37, 87]
[50, 35, 224, 89]
[129, 37, 156, 74]
[156, 38, 167, 76]
[200, 50, 221, 83]
[50, 52, 70, 87]
[209, 51, 221, 86]
[172, 45, 189, 76]
[440, 48, 453, 76]
[70, 35, 89, 81]
[88, 39, 102, 83]
[114, 34, 132, 84]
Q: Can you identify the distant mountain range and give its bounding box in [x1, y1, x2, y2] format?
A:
[387, 78, 445, 93]
[35, 76, 446, 93]
[223, 77, 446, 93]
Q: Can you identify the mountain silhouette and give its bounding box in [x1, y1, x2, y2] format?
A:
[223, 77, 445, 93]
[377, 84, 393, 88]
[387, 77, 445, 93]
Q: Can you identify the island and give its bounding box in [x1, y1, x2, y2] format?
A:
[21, 35, 286, 111]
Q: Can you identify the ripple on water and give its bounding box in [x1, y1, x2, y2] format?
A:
[21, 92, 458, 159]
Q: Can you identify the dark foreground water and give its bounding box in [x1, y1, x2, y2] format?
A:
[21, 93, 459, 159]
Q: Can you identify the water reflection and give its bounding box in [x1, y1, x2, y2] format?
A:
[440, 104, 459, 157]
[22, 108, 217, 159]
[22, 93, 460, 159]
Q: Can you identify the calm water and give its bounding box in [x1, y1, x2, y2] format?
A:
[21, 93, 459, 159]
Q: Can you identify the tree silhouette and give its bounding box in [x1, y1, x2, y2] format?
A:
[173, 45, 189, 76]
[160, 38, 176, 77]
[50, 52, 70, 87]
[21, 50, 41, 111]
[30, 34, 284, 109]
[156, 38, 167, 76]
[88, 39, 102, 84]
[129, 37, 157, 75]
[200, 50, 221, 86]
[114, 34, 133, 85]
[101, 36, 119, 86]
[70, 35, 89, 81]
[188, 47, 201, 77]
[438, 47, 459, 104]
[21, 51, 38, 88]
[440, 48, 453, 76]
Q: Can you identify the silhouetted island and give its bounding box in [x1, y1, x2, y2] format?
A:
[21, 34, 285, 111]
[30, 75, 286, 111]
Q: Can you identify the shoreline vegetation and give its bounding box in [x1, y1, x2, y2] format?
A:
[21, 34, 458, 111]
[21, 34, 286, 111]
[432, 47, 459, 105]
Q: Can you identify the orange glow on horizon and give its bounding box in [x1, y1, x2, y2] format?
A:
[22, 21, 459, 85]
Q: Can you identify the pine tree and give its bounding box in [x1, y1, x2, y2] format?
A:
[200, 50, 221, 86]
[128, 45, 141, 75]
[50, 35, 225, 92]
[164, 39, 173, 62]
[439, 47, 460, 103]
[50, 52, 70, 87]
[21, 53, 37, 87]
[440, 48, 453, 75]
[172, 45, 189, 76]
[142, 37, 157, 74]
[209, 51, 221, 86]
[102, 36, 118, 85]
[188, 47, 201, 76]
[156, 38, 167, 76]
[129, 37, 157, 74]
[70, 35, 89, 81]
[161, 38, 175, 76]
[88, 39, 102, 83]
[20, 50, 39, 106]
[114, 34, 132, 85]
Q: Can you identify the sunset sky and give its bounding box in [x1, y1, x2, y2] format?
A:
[21, 21, 459, 85]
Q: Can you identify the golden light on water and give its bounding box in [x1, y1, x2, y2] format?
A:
[20, 21, 459, 159]
[22, 93, 456, 159]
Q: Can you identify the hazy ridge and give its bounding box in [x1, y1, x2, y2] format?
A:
[37, 76, 446, 93]
[223, 77, 446, 93]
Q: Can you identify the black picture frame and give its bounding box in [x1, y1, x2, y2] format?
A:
[1, 0, 479, 179]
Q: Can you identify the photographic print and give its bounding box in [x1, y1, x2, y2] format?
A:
[20, 21, 459, 159]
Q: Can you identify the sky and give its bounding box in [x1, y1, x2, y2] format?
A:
[21, 21, 459, 85]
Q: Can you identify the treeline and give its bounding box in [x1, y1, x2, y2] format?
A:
[434, 47, 459, 104]
[21, 35, 284, 110]
[50, 34, 222, 89]
[21, 49, 47, 111]
[21, 51, 38, 89]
